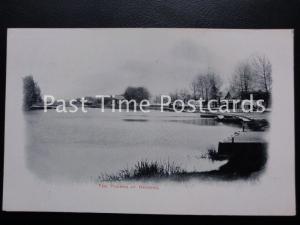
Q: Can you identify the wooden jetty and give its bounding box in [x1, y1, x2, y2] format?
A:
[218, 131, 267, 159]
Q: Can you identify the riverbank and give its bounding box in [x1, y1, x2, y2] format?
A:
[202, 112, 269, 179]
[101, 130, 268, 182]
[100, 111, 269, 182]
[200, 111, 270, 131]
[100, 141, 268, 182]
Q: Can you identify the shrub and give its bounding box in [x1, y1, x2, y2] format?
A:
[206, 147, 227, 161]
[100, 160, 185, 181]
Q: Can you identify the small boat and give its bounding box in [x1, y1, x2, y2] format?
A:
[30, 105, 56, 110]
[217, 115, 224, 120]
[216, 115, 241, 123]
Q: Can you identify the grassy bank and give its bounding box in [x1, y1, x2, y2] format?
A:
[100, 160, 186, 181]
[99, 143, 267, 182]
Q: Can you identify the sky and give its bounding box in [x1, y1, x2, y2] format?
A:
[6, 28, 292, 99]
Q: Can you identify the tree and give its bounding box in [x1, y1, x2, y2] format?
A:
[169, 90, 180, 102]
[190, 79, 199, 99]
[231, 60, 254, 98]
[207, 72, 222, 100]
[251, 54, 272, 94]
[123, 86, 150, 103]
[229, 55, 272, 107]
[178, 88, 191, 102]
[190, 73, 207, 100]
[23, 75, 43, 111]
[201, 74, 211, 100]
[190, 71, 222, 100]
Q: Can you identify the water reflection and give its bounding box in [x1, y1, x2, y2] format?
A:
[25, 110, 240, 182]
[123, 119, 148, 122]
[165, 118, 218, 126]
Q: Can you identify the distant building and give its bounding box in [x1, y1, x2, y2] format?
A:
[224, 91, 232, 100]
[241, 91, 271, 107]
[221, 91, 271, 110]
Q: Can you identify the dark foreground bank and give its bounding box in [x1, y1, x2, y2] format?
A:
[99, 142, 267, 182]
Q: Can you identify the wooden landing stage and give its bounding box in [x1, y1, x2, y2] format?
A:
[222, 131, 267, 143]
[218, 131, 267, 158]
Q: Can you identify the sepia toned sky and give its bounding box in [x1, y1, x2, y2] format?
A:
[7, 28, 292, 99]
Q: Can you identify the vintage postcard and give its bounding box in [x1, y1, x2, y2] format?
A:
[3, 28, 295, 215]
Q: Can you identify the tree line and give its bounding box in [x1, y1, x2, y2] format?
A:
[160, 54, 272, 106]
[230, 54, 272, 98]
[23, 54, 272, 110]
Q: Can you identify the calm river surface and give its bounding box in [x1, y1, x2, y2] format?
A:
[25, 109, 240, 182]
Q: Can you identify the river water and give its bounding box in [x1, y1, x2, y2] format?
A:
[24, 109, 240, 183]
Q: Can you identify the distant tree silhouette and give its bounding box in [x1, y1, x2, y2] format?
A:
[231, 60, 254, 98]
[251, 54, 272, 94]
[23, 75, 43, 111]
[250, 54, 272, 107]
[124, 86, 150, 103]
[229, 54, 272, 107]
[190, 71, 222, 100]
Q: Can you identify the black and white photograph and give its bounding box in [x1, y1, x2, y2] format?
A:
[2, 28, 295, 215]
